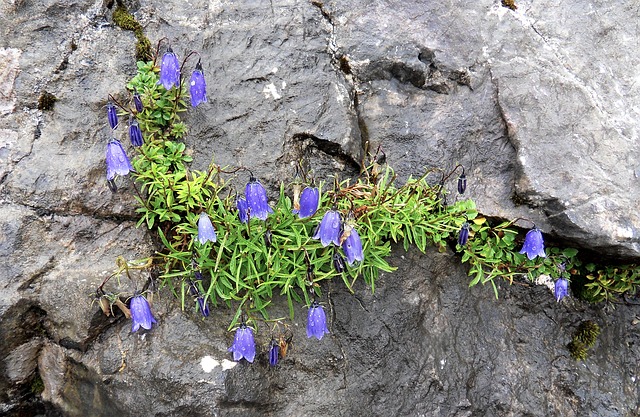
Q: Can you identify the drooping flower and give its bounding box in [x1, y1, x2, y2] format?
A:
[130, 294, 157, 333]
[236, 198, 249, 223]
[519, 227, 546, 260]
[457, 172, 467, 194]
[197, 212, 217, 244]
[107, 101, 118, 129]
[307, 301, 329, 340]
[458, 222, 470, 246]
[332, 251, 346, 273]
[189, 60, 207, 107]
[313, 210, 341, 247]
[293, 186, 319, 218]
[269, 338, 279, 366]
[158, 48, 181, 90]
[133, 91, 143, 113]
[197, 296, 210, 317]
[555, 278, 568, 302]
[228, 323, 256, 363]
[128, 118, 143, 147]
[342, 229, 364, 265]
[106, 139, 133, 182]
[245, 177, 273, 221]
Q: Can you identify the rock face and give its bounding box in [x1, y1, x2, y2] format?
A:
[0, 0, 639, 416]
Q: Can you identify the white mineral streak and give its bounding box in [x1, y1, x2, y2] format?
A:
[262, 83, 282, 100]
[200, 355, 237, 373]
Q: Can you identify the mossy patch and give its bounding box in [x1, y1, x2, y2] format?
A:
[38, 91, 57, 111]
[112, 4, 152, 62]
[567, 320, 600, 360]
[502, 0, 517, 10]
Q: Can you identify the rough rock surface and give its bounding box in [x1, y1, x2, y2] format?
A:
[0, 0, 639, 416]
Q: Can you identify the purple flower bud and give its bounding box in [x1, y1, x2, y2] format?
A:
[269, 338, 279, 366]
[194, 271, 203, 281]
[197, 212, 217, 244]
[458, 222, 470, 246]
[342, 229, 364, 265]
[107, 101, 118, 129]
[293, 186, 319, 218]
[313, 210, 341, 247]
[306, 301, 329, 340]
[106, 139, 133, 182]
[555, 278, 568, 302]
[245, 177, 273, 221]
[189, 60, 207, 107]
[130, 294, 157, 332]
[128, 118, 143, 147]
[332, 251, 346, 273]
[188, 279, 200, 296]
[264, 229, 273, 247]
[236, 198, 249, 223]
[158, 48, 181, 90]
[519, 227, 546, 260]
[228, 323, 256, 363]
[133, 92, 143, 113]
[457, 173, 467, 194]
[197, 296, 210, 317]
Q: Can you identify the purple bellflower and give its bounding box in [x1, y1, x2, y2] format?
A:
[133, 92, 143, 113]
[158, 48, 181, 90]
[107, 101, 118, 129]
[197, 212, 217, 244]
[128, 118, 143, 147]
[458, 222, 470, 246]
[313, 210, 341, 247]
[228, 323, 256, 363]
[130, 294, 157, 332]
[458, 172, 467, 194]
[307, 301, 329, 340]
[236, 198, 249, 223]
[555, 278, 568, 302]
[197, 296, 210, 317]
[342, 229, 364, 265]
[269, 338, 280, 366]
[106, 139, 133, 182]
[189, 60, 207, 107]
[293, 186, 319, 218]
[245, 177, 273, 221]
[520, 227, 546, 260]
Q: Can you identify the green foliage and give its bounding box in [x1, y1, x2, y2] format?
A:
[568, 320, 600, 360]
[581, 263, 640, 303]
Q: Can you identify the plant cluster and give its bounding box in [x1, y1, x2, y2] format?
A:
[567, 320, 600, 360]
[94, 38, 639, 366]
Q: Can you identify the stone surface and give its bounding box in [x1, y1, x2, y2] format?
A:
[0, 0, 639, 416]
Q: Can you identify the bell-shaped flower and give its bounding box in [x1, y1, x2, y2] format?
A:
[158, 48, 180, 90]
[106, 139, 133, 181]
[133, 91, 143, 113]
[107, 101, 118, 129]
[130, 294, 157, 332]
[313, 210, 341, 247]
[228, 324, 256, 363]
[306, 301, 329, 340]
[197, 296, 209, 317]
[197, 212, 217, 244]
[519, 227, 546, 260]
[457, 173, 467, 194]
[189, 60, 207, 107]
[555, 278, 568, 302]
[269, 339, 279, 366]
[293, 186, 319, 218]
[128, 118, 143, 147]
[458, 222, 470, 246]
[245, 177, 273, 221]
[342, 229, 364, 265]
[236, 198, 249, 223]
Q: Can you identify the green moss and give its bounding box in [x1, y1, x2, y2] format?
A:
[112, 5, 141, 31]
[567, 320, 600, 360]
[37, 91, 57, 111]
[134, 29, 153, 62]
[30, 373, 44, 395]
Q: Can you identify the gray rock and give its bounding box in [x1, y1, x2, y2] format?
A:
[0, 0, 639, 416]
